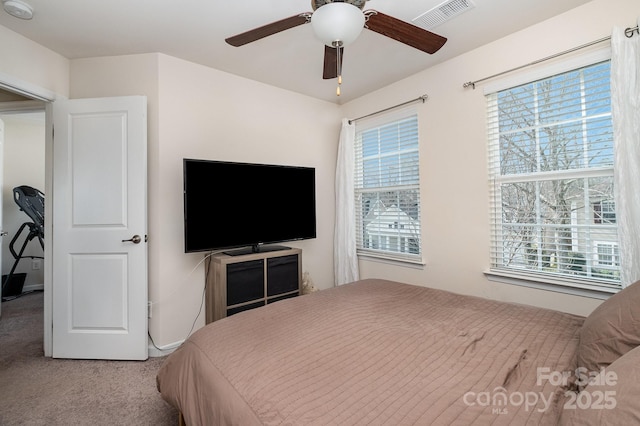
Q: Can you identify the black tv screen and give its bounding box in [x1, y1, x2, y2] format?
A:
[183, 159, 316, 253]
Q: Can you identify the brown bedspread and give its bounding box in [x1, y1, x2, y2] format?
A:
[157, 279, 584, 425]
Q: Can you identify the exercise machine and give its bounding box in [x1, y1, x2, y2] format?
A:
[1, 186, 44, 301]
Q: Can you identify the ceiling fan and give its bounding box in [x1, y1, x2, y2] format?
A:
[225, 0, 447, 95]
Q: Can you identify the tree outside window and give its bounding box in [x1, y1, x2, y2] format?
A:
[488, 61, 620, 286]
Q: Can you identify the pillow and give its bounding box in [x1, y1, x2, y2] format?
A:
[559, 344, 640, 425]
[576, 279, 640, 373]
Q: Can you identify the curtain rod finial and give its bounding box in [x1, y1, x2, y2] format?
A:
[625, 25, 639, 38]
[463, 82, 475, 89]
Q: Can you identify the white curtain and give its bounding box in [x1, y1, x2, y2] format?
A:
[334, 118, 359, 285]
[611, 19, 640, 287]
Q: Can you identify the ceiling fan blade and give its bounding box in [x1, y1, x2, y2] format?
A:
[365, 11, 447, 54]
[225, 14, 310, 47]
[322, 45, 344, 79]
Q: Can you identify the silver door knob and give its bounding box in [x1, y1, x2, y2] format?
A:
[0, 231, 7, 237]
[122, 235, 142, 244]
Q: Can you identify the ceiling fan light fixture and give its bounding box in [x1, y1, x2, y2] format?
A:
[311, 2, 365, 47]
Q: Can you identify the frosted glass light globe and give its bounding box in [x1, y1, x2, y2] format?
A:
[311, 2, 365, 47]
[3, 0, 33, 19]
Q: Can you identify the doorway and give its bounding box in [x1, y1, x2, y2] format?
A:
[0, 82, 51, 355]
[0, 79, 148, 359]
[0, 109, 45, 304]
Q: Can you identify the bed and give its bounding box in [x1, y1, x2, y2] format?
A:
[157, 278, 640, 425]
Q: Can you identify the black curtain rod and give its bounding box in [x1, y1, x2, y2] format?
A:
[348, 94, 428, 124]
[625, 25, 639, 38]
[463, 25, 639, 90]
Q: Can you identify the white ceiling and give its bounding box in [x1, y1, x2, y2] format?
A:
[0, 0, 592, 104]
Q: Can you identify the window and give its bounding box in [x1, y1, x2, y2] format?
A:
[595, 242, 619, 267]
[354, 112, 422, 262]
[486, 60, 621, 289]
[593, 200, 616, 224]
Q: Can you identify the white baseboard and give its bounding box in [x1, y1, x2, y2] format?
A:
[23, 283, 44, 292]
[148, 337, 183, 357]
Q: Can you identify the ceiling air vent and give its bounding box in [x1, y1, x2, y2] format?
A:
[412, 0, 475, 30]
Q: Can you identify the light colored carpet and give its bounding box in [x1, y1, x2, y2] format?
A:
[0, 291, 179, 425]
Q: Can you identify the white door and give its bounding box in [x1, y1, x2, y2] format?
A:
[52, 96, 148, 360]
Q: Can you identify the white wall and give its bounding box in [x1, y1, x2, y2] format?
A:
[70, 53, 340, 348]
[339, 0, 638, 316]
[0, 113, 46, 288]
[0, 25, 68, 97]
[152, 55, 339, 347]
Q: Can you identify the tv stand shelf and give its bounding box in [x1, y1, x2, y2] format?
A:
[205, 247, 302, 323]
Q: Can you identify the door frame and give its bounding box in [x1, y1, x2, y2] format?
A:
[0, 71, 56, 356]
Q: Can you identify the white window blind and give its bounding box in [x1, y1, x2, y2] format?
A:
[486, 60, 621, 290]
[355, 112, 422, 262]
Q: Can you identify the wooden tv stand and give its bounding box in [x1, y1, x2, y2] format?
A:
[205, 247, 302, 323]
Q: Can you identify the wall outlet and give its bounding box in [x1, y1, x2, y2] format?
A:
[32, 258, 42, 270]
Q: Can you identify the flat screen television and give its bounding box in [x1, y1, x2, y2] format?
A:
[183, 158, 316, 254]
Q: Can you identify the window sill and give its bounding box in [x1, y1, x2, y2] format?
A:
[358, 252, 425, 269]
[484, 269, 619, 300]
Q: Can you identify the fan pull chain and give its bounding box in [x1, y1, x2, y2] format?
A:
[336, 42, 342, 96]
